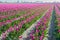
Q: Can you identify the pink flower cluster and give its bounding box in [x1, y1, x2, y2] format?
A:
[1, 10, 41, 39]
[0, 11, 32, 27]
[28, 6, 53, 40]
[0, 4, 52, 39]
[55, 5, 60, 33]
[0, 4, 49, 20]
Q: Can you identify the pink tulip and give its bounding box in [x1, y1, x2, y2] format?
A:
[58, 30, 60, 32]
[14, 25, 17, 29]
[8, 27, 14, 32]
[0, 22, 3, 26]
[18, 24, 22, 28]
[40, 35, 44, 40]
[6, 20, 12, 23]
[36, 29, 39, 33]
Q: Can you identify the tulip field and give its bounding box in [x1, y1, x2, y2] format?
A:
[0, 3, 60, 40]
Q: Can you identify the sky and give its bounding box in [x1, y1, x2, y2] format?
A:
[0, 0, 60, 2]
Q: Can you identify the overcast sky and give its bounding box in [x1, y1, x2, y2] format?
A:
[0, 0, 59, 2]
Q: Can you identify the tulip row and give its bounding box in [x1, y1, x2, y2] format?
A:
[0, 5, 38, 20]
[0, 4, 52, 40]
[0, 6, 49, 37]
[21, 6, 53, 40]
[0, 5, 49, 27]
[0, 10, 27, 21]
[0, 8, 44, 35]
[0, 4, 50, 12]
[0, 8, 49, 40]
[55, 5, 60, 40]
[0, 9, 35, 26]
[0, 6, 38, 21]
[0, 4, 50, 20]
